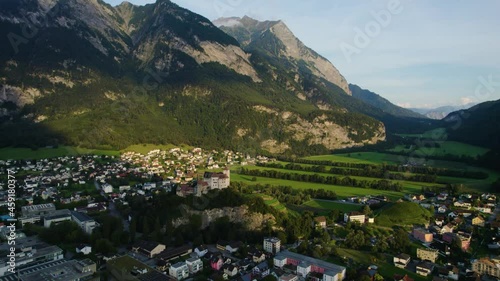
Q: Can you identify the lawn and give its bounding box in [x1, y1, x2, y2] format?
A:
[239, 165, 443, 191]
[302, 199, 362, 213]
[231, 173, 410, 201]
[389, 141, 489, 158]
[0, 146, 119, 160]
[334, 248, 426, 281]
[256, 194, 288, 212]
[375, 202, 432, 228]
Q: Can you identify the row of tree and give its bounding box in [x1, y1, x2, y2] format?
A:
[276, 156, 488, 179]
[238, 168, 404, 191]
[258, 162, 438, 183]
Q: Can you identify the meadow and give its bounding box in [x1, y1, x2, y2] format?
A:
[302, 199, 362, 213]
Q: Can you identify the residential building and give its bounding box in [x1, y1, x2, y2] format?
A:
[416, 261, 434, 276]
[412, 228, 433, 243]
[438, 265, 459, 281]
[102, 183, 113, 194]
[393, 254, 411, 268]
[185, 257, 203, 274]
[169, 262, 189, 280]
[344, 212, 365, 224]
[71, 211, 97, 234]
[210, 256, 223, 271]
[471, 257, 500, 279]
[273, 250, 346, 281]
[76, 244, 92, 255]
[253, 261, 270, 278]
[443, 232, 471, 251]
[314, 216, 327, 229]
[132, 240, 166, 258]
[194, 245, 208, 257]
[264, 237, 281, 254]
[471, 215, 485, 226]
[223, 264, 239, 277]
[417, 248, 439, 263]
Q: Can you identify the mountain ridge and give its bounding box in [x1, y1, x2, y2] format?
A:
[0, 0, 386, 154]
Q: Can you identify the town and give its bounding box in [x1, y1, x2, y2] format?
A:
[0, 146, 498, 281]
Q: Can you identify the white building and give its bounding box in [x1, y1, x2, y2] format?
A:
[71, 211, 97, 234]
[344, 212, 366, 224]
[102, 183, 113, 194]
[185, 257, 203, 274]
[203, 168, 230, 189]
[169, 262, 189, 280]
[263, 237, 281, 254]
[76, 244, 92, 255]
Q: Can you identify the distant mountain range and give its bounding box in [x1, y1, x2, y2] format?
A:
[410, 103, 477, 120]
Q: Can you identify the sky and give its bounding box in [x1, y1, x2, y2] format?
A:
[105, 0, 500, 109]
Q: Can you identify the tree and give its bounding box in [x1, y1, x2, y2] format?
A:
[362, 205, 372, 215]
[393, 228, 410, 252]
[129, 217, 137, 243]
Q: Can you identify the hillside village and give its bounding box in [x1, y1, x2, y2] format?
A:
[0, 147, 498, 281]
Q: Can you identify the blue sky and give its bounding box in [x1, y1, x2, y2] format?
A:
[105, 0, 500, 109]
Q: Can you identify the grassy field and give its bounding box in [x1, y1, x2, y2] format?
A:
[0, 146, 120, 160]
[302, 199, 362, 213]
[333, 248, 426, 281]
[256, 194, 288, 212]
[232, 173, 411, 200]
[375, 202, 432, 227]
[239, 165, 444, 190]
[389, 141, 489, 158]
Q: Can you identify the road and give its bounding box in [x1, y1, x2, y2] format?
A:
[94, 180, 129, 231]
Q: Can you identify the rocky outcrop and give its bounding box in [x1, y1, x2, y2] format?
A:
[216, 16, 351, 95]
[0, 85, 41, 107]
[172, 205, 275, 230]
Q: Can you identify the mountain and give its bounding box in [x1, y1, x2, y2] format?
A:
[443, 99, 500, 150]
[214, 16, 351, 97]
[0, 0, 386, 154]
[214, 16, 438, 135]
[349, 84, 426, 119]
[410, 103, 476, 119]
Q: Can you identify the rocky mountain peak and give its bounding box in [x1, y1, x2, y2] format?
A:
[216, 16, 351, 95]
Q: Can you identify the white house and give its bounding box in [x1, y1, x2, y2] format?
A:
[194, 245, 208, 257]
[344, 212, 366, 224]
[169, 262, 189, 280]
[76, 244, 92, 255]
[186, 257, 203, 274]
[102, 183, 113, 194]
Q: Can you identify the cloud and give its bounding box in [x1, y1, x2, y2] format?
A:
[397, 102, 412, 108]
[460, 97, 475, 105]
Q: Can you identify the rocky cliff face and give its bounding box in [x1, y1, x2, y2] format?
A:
[172, 205, 276, 230]
[215, 16, 351, 95]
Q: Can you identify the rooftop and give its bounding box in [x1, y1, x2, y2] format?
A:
[276, 250, 345, 275]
